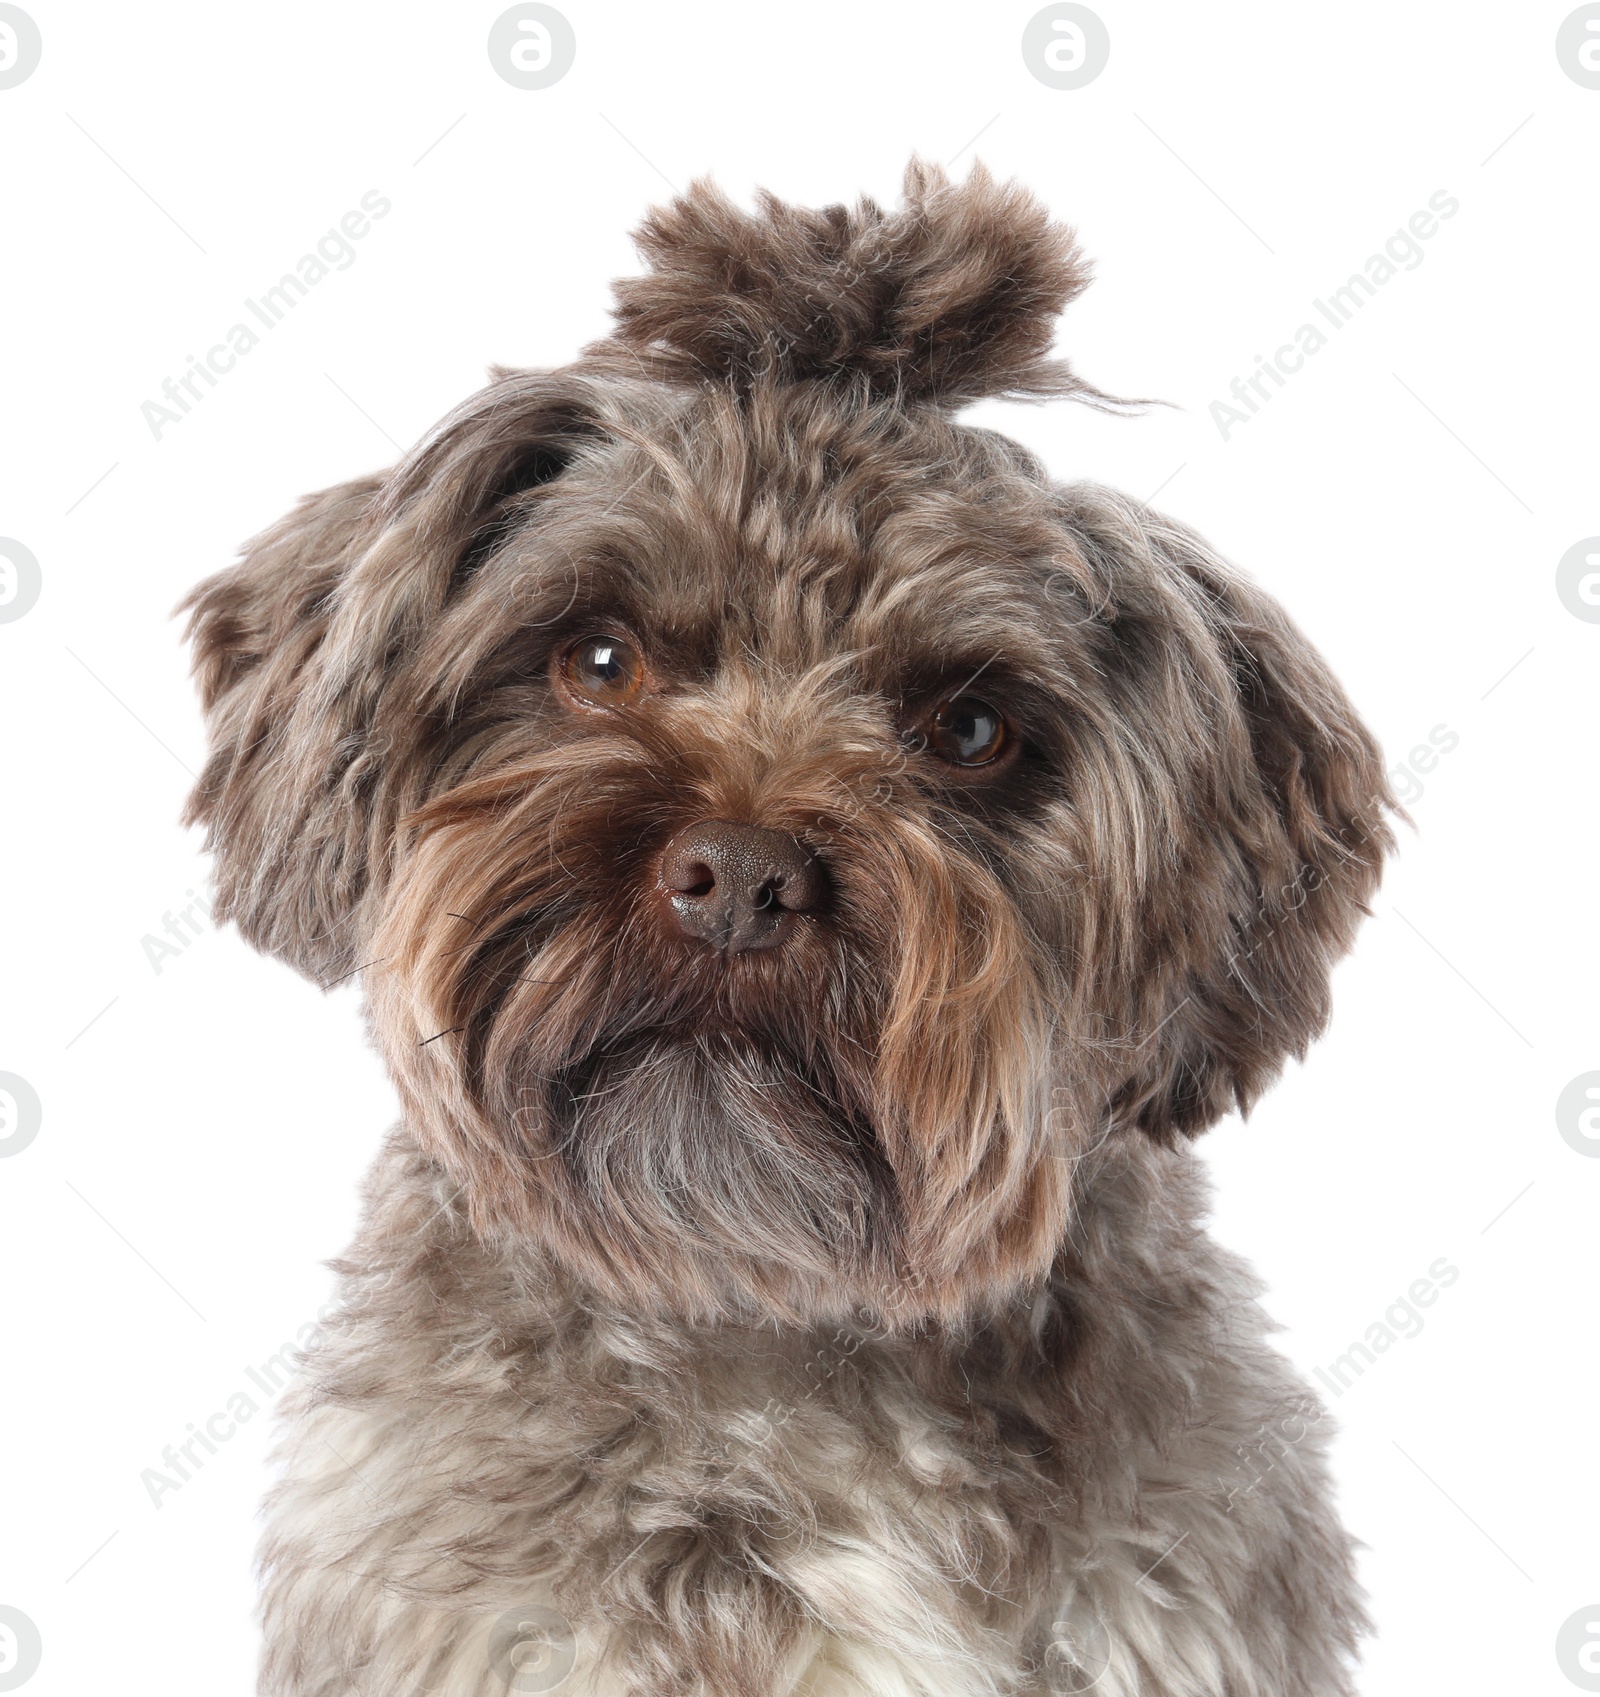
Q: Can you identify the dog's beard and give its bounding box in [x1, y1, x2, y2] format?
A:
[473, 894, 902, 1294]
[548, 1024, 898, 1286]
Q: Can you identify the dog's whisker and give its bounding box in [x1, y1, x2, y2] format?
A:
[319, 956, 389, 989]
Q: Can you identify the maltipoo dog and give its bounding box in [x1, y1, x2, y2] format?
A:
[184, 161, 1393, 1697]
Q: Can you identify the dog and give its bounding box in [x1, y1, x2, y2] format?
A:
[183, 161, 1394, 1697]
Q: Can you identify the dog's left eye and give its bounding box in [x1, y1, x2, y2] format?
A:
[927, 695, 1010, 766]
[560, 634, 645, 707]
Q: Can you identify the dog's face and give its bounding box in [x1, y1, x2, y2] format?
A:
[184, 165, 1393, 1325]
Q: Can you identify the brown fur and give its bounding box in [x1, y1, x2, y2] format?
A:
[183, 161, 1394, 1696]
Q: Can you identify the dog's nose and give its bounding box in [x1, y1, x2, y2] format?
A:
[659, 820, 825, 953]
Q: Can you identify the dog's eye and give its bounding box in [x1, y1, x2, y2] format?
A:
[928, 696, 1009, 766]
[561, 634, 644, 707]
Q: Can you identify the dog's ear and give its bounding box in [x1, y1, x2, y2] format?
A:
[181, 477, 383, 983]
[181, 374, 603, 983]
[1062, 493, 1398, 1139]
[592, 157, 1117, 409]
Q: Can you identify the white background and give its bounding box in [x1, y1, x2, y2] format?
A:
[1, 2, 1595, 1693]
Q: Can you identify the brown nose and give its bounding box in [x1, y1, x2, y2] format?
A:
[659, 820, 825, 953]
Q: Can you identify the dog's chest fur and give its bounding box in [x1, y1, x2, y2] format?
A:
[258, 1133, 1357, 1697]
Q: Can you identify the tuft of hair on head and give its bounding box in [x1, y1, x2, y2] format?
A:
[591, 157, 1126, 410]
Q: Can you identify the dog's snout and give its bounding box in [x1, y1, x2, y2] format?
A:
[659, 820, 825, 953]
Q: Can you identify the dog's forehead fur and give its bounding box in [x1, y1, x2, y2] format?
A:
[459, 382, 1075, 685]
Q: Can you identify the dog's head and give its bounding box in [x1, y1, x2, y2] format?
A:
[183, 163, 1394, 1325]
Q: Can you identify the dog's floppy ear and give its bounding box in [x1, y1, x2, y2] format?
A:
[592, 157, 1117, 409]
[181, 477, 383, 983]
[181, 373, 603, 983]
[1064, 493, 1398, 1139]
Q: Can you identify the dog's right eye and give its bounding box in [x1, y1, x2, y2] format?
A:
[927, 695, 1010, 767]
[559, 634, 645, 708]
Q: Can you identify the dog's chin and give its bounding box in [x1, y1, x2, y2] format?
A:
[538, 1023, 901, 1283]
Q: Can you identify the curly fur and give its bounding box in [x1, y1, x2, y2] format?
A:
[182, 161, 1395, 1696]
[591, 159, 1108, 407]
